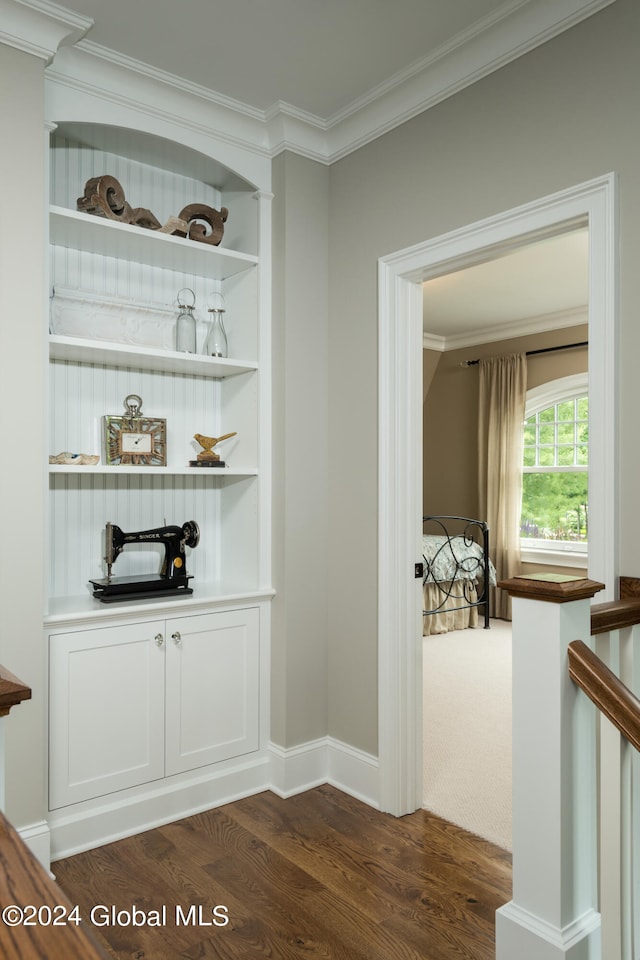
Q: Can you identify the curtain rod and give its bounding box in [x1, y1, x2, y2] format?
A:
[461, 340, 588, 367]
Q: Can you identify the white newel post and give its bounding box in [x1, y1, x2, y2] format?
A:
[496, 575, 605, 960]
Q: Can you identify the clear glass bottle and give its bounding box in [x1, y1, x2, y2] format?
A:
[175, 288, 197, 353]
[204, 293, 228, 358]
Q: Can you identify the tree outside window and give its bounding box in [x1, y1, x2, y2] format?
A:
[521, 380, 588, 557]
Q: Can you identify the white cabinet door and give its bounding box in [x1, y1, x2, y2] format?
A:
[164, 608, 260, 776]
[49, 622, 165, 809]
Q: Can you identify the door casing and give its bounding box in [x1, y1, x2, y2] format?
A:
[377, 173, 618, 814]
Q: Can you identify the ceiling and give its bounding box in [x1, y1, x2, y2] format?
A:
[423, 228, 589, 347]
[56, 0, 520, 120]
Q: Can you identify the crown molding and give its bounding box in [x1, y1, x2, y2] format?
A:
[75, 38, 266, 122]
[423, 305, 588, 352]
[0, 0, 92, 62]
[322, 0, 618, 162]
[41, 0, 616, 164]
[422, 333, 447, 353]
[264, 101, 329, 164]
[45, 44, 273, 184]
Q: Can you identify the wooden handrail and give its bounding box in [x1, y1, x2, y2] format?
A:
[0, 811, 110, 959]
[590, 598, 640, 636]
[568, 639, 640, 753]
[0, 661, 107, 957]
[0, 664, 31, 717]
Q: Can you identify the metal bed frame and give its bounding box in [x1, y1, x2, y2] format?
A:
[422, 515, 491, 630]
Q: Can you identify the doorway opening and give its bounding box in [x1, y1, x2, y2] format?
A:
[377, 174, 617, 816]
[419, 227, 589, 846]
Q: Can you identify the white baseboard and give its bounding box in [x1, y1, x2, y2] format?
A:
[496, 901, 601, 959]
[18, 820, 52, 872]
[49, 753, 271, 861]
[268, 737, 328, 796]
[47, 738, 380, 863]
[269, 736, 379, 808]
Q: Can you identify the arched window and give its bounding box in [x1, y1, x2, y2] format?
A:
[520, 373, 588, 567]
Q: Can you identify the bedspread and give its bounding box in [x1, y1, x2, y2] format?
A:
[422, 535, 496, 586]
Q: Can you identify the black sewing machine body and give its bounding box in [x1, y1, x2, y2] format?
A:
[90, 520, 200, 602]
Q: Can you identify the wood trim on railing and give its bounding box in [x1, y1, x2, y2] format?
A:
[568, 639, 640, 753]
[620, 575, 640, 601]
[498, 574, 605, 603]
[0, 665, 31, 718]
[0, 811, 110, 959]
[590, 598, 640, 636]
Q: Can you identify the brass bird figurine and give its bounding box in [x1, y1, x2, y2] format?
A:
[193, 432, 237, 462]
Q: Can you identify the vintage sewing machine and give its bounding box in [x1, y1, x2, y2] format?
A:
[89, 520, 200, 602]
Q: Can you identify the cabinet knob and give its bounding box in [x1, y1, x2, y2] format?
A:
[155, 633, 164, 647]
[171, 631, 182, 645]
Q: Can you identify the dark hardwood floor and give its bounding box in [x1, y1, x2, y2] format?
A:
[53, 785, 512, 960]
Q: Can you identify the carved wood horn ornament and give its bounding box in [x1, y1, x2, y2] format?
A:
[77, 176, 229, 245]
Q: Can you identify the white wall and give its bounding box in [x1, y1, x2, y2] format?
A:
[326, 0, 640, 754]
[0, 45, 46, 825]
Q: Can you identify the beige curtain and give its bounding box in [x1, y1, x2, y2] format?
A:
[478, 354, 527, 620]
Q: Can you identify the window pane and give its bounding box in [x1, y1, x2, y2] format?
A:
[521, 471, 588, 542]
[522, 391, 588, 552]
[523, 424, 537, 445]
[539, 424, 555, 445]
[558, 422, 575, 444]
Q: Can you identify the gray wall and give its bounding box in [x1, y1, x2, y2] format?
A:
[0, 46, 46, 825]
[326, 0, 640, 755]
[272, 152, 330, 746]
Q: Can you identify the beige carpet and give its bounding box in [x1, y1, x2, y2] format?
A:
[423, 618, 512, 851]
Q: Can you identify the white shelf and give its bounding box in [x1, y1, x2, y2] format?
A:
[50, 205, 258, 280]
[49, 334, 258, 378]
[49, 464, 257, 477]
[45, 584, 276, 627]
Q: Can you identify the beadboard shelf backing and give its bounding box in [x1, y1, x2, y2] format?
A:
[52, 122, 254, 194]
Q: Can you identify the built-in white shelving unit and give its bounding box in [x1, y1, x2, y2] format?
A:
[46, 121, 269, 609]
[44, 113, 272, 856]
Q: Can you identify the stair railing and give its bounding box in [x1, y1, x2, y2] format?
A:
[495, 575, 640, 960]
[0, 664, 109, 958]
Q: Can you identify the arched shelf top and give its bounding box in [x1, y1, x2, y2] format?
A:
[51, 121, 259, 193]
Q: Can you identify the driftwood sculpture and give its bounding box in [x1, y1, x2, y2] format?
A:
[77, 176, 228, 245]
